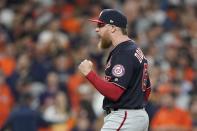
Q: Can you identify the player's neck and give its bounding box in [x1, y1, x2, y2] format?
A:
[111, 35, 131, 47]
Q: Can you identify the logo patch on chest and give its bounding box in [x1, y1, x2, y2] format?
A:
[112, 64, 125, 77]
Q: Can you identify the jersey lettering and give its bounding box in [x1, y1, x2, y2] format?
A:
[134, 48, 144, 63]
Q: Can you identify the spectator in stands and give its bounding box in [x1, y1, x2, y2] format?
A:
[151, 86, 192, 131]
[0, 93, 50, 131]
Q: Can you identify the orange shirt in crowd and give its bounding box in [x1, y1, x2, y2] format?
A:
[61, 17, 81, 34]
[67, 72, 85, 112]
[151, 107, 192, 131]
[0, 84, 14, 128]
[168, 67, 195, 82]
[60, 5, 81, 34]
[0, 56, 16, 77]
[184, 67, 195, 82]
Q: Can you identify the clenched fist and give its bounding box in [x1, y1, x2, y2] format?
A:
[78, 59, 93, 76]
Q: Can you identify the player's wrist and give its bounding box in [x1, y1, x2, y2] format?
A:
[85, 70, 93, 77]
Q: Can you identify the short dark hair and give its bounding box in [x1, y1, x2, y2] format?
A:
[120, 28, 128, 35]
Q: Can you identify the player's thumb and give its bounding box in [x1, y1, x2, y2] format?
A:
[88, 60, 93, 67]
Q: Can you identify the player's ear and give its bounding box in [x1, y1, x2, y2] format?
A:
[111, 25, 116, 33]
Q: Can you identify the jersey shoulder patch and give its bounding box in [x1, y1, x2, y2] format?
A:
[112, 64, 125, 77]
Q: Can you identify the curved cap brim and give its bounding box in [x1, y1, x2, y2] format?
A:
[88, 19, 105, 24]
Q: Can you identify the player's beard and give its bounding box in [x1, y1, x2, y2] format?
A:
[98, 36, 112, 50]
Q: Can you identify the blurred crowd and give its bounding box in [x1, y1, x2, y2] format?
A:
[0, 0, 197, 131]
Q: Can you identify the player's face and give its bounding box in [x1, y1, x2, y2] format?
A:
[96, 23, 112, 49]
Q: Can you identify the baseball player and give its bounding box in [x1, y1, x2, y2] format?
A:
[78, 9, 151, 131]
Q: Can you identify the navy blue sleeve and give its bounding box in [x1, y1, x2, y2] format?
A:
[109, 50, 136, 89]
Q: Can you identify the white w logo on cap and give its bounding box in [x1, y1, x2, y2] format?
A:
[110, 20, 114, 23]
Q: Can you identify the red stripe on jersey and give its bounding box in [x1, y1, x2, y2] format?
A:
[145, 87, 151, 101]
